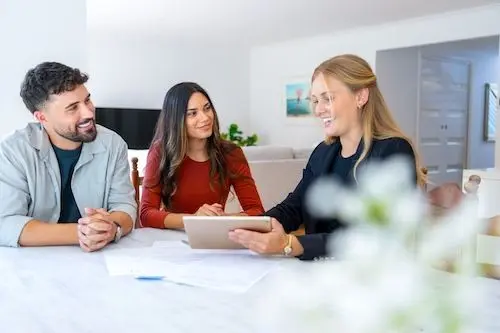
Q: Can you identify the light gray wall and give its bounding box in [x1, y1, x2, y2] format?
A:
[376, 47, 419, 143]
[421, 36, 499, 169]
[375, 36, 499, 169]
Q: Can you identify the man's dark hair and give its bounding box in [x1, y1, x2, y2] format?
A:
[20, 62, 89, 114]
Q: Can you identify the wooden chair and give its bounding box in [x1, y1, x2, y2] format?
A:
[130, 157, 143, 228]
[421, 167, 428, 191]
[131, 157, 142, 204]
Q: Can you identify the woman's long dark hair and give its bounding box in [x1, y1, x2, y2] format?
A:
[147, 82, 238, 209]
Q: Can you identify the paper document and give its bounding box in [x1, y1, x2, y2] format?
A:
[104, 241, 283, 293]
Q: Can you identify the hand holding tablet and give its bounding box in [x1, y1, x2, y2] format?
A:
[228, 218, 296, 255]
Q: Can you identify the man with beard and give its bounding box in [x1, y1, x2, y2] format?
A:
[0, 62, 137, 251]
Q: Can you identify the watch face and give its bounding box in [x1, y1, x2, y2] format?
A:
[284, 246, 292, 255]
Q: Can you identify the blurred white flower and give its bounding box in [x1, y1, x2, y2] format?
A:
[356, 155, 415, 197]
[260, 156, 482, 333]
[417, 197, 484, 272]
[306, 155, 427, 236]
[304, 176, 346, 218]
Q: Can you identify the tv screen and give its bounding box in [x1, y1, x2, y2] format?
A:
[95, 107, 161, 150]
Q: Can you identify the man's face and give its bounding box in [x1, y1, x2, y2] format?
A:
[35, 85, 97, 145]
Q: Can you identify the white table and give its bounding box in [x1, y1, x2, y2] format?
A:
[0, 228, 283, 333]
[0, 228, 499, 333]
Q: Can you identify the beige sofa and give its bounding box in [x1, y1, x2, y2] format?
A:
[225, 146, 312, 213]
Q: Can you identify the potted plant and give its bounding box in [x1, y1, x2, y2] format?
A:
[221, 123, 258, 147]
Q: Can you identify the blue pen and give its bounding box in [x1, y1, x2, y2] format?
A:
[135, 276, 165, 281]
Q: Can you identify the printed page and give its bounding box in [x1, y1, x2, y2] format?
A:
[103, 242, 284, 292]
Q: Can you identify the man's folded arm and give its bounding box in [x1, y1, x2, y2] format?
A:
[106, 139, 137, 235]
[0, 146, 78, 247]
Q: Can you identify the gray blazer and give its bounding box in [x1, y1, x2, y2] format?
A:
[0, 123, 137, 247]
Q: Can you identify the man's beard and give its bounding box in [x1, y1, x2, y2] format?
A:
[56, 119, 97, 143]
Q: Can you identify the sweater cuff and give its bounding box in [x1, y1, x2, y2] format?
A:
[295, 233, 328, 261]
[0, 215, 32, 247]
[140, 210, 169, 229]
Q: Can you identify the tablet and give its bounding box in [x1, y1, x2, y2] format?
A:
[182, 216, 272, 249]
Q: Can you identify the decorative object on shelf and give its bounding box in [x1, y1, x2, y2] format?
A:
[464, 174, 481, 197]
[484, 82, 498, 142]
[465, 174, 500, 280]
[220, 123, 258, 147]
[258, 157, 486, 333]
[285, 81, 312, 117]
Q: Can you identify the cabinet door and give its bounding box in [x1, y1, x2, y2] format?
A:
[419, 56, 469, 188]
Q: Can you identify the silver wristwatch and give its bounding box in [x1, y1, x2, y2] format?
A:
[113, 222, 122, 243]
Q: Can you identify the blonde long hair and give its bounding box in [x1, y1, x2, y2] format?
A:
[312, 54, 426, 188]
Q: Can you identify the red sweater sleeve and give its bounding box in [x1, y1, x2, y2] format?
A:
[227, 147, 264, 216]
[139, 144, 169, 228]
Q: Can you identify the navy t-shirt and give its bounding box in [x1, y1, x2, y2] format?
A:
[52, 144, 82, 223]
[330, 148, 359, 186]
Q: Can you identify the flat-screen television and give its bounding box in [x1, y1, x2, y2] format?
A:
[95, 107, 161, 150]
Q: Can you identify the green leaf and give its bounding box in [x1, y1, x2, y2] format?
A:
[221, 123, 259, 147]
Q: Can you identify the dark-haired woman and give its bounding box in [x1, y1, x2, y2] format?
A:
[140, 82, 264, 229]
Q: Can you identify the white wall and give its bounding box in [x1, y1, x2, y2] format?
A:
[87, 34, 252, 135]
[0, 0, 87, 139]
[249, 4, 500, 151]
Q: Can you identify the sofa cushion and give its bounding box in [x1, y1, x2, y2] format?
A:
[225, 158, 307, 212]
[241, 146, 294, 161]
[293, 147, 313, 160]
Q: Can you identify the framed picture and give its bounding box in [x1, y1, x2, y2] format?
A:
[285, 81, 312, 118]
[484, 82, 498, 142]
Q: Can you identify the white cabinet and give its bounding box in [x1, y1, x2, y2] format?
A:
[462, 168, 500, 269]
[462, 168, 500, 219]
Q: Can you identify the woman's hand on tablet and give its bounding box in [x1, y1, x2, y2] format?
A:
[194, 203, 225, 216]
[228, 218, 293, 255]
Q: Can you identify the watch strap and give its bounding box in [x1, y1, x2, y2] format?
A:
[113, 222, 122, 243]
[283, 234, 293, 256]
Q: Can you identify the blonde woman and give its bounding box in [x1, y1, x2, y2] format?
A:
[229, 54, 425, 260]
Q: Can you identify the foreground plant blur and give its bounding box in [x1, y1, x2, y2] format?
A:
[259, 156, 486, 333]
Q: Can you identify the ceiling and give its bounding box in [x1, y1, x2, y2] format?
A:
[87, 0, 500, 46]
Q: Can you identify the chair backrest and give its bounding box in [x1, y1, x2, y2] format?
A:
[421, 167, 428, 191]
[131, 157, 143, 203]
[130, 157, 143, 228]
